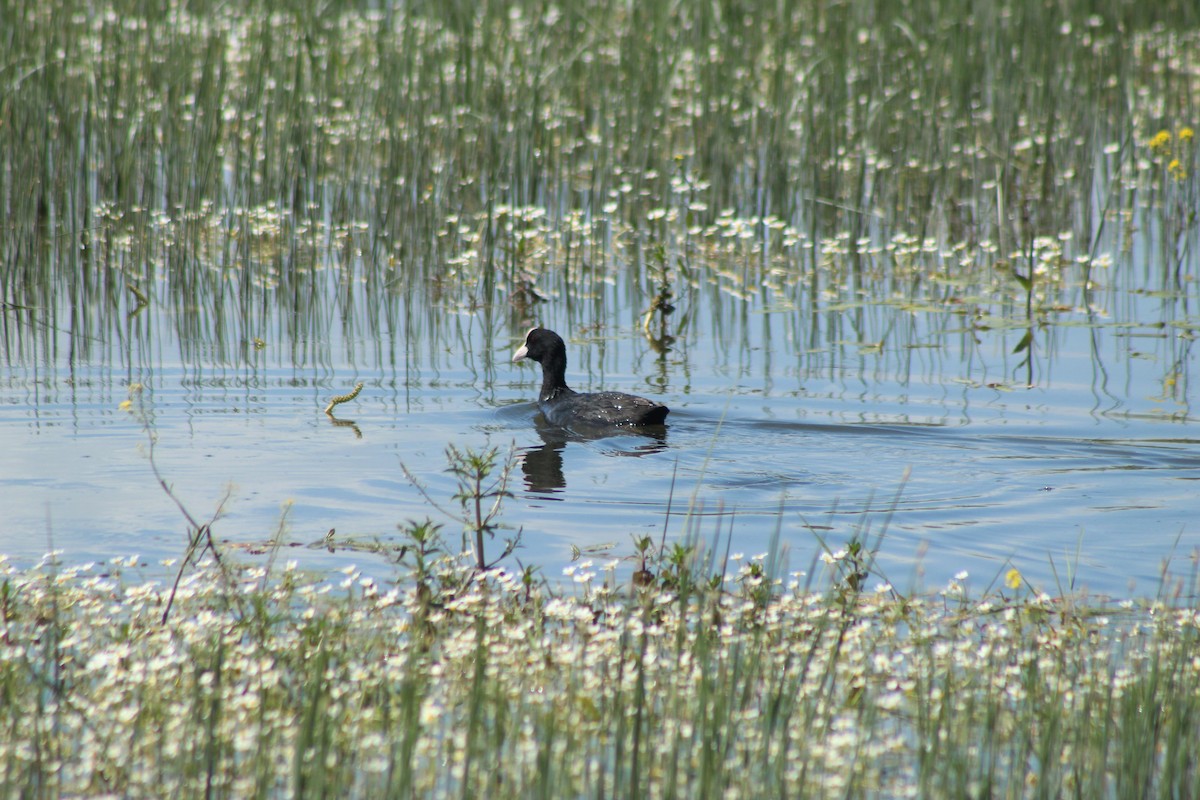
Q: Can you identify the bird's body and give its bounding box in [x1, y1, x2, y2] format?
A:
[512, 327, 669, 428]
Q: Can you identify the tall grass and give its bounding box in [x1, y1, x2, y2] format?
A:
[3, 0, 1198, 378]
[0, 542, 1197, 797]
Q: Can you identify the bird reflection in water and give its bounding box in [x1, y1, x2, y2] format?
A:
[519, 414, 668, 493]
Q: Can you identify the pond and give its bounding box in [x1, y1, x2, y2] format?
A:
[2, 0, 1199, 597]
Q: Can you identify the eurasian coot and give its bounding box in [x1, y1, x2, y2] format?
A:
[512, 327, 669, 427]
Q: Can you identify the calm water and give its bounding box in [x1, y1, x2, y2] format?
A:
[3, 239, 1197, 597]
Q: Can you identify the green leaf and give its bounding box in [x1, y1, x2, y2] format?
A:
[1013, 329, 1034, 354]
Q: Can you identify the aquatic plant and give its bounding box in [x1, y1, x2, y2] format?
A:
[0, 545, 1198, 798]
[402, 443, 518, 572]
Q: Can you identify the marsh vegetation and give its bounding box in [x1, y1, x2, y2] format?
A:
[3, 0, 1200, 793]
[2, 519, 1199, 797]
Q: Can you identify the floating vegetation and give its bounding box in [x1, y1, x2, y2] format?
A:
[324, 382, 364, 416]
[0, 549, 1198, 798]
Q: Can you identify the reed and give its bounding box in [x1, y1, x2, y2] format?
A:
[0, 536, 1197, 797]
[4, 0, 1197, 376]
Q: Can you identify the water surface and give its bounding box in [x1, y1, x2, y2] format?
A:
[3, 261, 1196, 597]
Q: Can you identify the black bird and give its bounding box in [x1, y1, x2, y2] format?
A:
[512, 327, 669, 428]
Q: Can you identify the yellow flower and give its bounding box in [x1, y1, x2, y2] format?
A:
[1005, 568, 1022, 590]
[1180, 127, 1195, 142]
[1169, 159, 1187, 181]
[1148, 129, 1172, 155]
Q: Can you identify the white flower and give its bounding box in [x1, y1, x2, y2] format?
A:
[821, 549, 848, 564]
